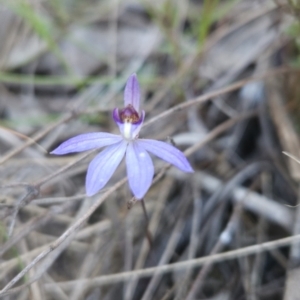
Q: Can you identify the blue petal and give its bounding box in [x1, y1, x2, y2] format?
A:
[51, 133, 122, 155]
[124, 74, 140, 111]
[137, 139, 194, 173]
[86, 141, 127, 196]
[126, 141, 154, 199]
[112, 108, 121, 123]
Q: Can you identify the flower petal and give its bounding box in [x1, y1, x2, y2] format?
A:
[51, 133, 122, 155]
[86, 141, 127, 196]
[137, 139, 194, 173]
[124, 74, 140, 111]
[112, 108, 121, 123]
[126, 141, 154, 199]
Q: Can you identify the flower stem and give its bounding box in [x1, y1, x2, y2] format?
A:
[141, 199, 153, 248]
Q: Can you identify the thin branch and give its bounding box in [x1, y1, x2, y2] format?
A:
[140, 199, 153, 248]
[0, 178, 127, 295]
[144, 66, 292, 129]
[38, 233, 300, 292]
[0, 113, 74, 166]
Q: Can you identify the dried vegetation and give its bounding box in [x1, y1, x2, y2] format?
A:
[0, 0, 300, 299]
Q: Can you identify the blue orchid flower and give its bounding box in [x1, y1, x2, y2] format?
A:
[51, 74, 193, 199]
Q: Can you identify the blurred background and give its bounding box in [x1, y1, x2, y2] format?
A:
[0, 0, 300, 299]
